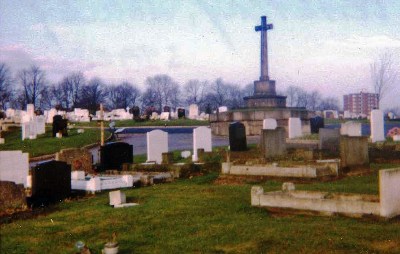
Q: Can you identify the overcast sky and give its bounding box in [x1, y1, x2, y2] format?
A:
[1, 1, 399, 109]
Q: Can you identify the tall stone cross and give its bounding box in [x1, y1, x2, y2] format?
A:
[255, 16, 273, 81]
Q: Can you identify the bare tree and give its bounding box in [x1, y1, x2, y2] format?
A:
[371, 51, 399, 108]
[318, 96, 339, 110]
[0, 63, 13, 109]
[143, 74, 180, 111]
[183, 79, 207, 105]
[107, 82, 140, 109]
[57, 72, 85, 109]
[18, 65, 46, 108]
[78, 77, 107, 113]
[285, 86, 302, 107]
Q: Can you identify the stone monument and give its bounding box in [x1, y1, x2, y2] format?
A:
[210, 15, 313, 136]
[243, 16, 286, 108]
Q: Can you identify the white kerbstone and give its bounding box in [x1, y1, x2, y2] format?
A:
[146, 130, 168, 164]
[341, 121, 362, 136]
[370, 109, 385, 142]
[0, 151, 29, 186]
[288, 118, 302, 139]
[192, 126, 212, 162]
[262, 118, 277, 130]
[188, 104, 199, 119]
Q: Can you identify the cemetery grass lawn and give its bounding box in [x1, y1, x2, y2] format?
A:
[0, 127, 104, 157]
[73, 119, 210, 128]
[1, 171, 400, 253]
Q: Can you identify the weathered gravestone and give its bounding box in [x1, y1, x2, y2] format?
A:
[288, 117, 302, 139]
[319, 128, 340, 152]
[100, 142, 133, 171]
[130, 106, 141, 120]
[192, 126, 212, 162]
[189, 104, 199, 119]
[340, 136, 369, 169]
[310, 116, 324, 134]
[56, 148, 93, 173]
[52, 115, 68, 137]
[260, 127, 286, 158]
[371, 109, 385, 142]
[0, 181, 27, 213]
[229, 122, 247, 151]
[147, 130, 168, 164]
[177, 108, 186, 118]
[31, 160, 71, 203]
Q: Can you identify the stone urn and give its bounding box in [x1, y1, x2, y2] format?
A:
[102, 232, 119, 254]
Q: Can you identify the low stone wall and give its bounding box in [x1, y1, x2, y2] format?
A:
[210, 107, 313, 136]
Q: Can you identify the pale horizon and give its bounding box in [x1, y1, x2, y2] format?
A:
[1, 1, 399, 110]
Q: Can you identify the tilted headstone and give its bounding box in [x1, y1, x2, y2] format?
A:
[0, 151, 29, 186]
[100, 142, 133, 171]
[370, 109, 385, 142]
[260, 127, 286, 158]
[146, 130, 168, 164]
[192, 126, 212, 162]
[340, 136, 369, 168]
[262, 118, 277, 130]
[319, 128, 340, 152]
[31, 160, 71, 202]
[229, 122, 247, 151]
[188, 104, 199, 119]
[310, 116, 324, 134]
[340, 121, 362, 137]
[288, 117, 302, 139]
[56, 148, 93, 173]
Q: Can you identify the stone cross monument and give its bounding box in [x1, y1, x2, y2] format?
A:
[255, 16, 273, 81]
[243, 16, 287, 108]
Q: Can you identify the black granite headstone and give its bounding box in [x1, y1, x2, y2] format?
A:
[130, 106, 140, 120]
[52, 115, 68, 137]
[31, 160, 71, 202]
[100, 142, 133, 171]
[229, 122, 247, 151]
[163, 106, 170, 112]
[310, 116, 324, 134]
[177, 108, 185, 119]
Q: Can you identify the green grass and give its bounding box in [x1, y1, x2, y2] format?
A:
[0, 126, 104, 157]
[1, 172, 400, 253]
[73, 119, 209, 128]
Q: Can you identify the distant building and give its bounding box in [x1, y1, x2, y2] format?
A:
[343, 92, 378, 118]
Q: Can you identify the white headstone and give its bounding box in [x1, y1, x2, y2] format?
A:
[189, 104, 199, 119]
[181, 150, 191, 158]
[160, 112, 170, 121]
[46, 108, 57, 123]
[109, 190, 126, 206]
[26, 104, 35, 118]
[218, 106, 228, 113]
[192, 126, 212, 162]
[262, 118, 277, 130]
[288, 118, 302, 139]
[21, 122, 31, 140]
[371, 109, 385, 142]
[146, 130, 168, 164]
[35, 116, 46, 135]
[0, 150, 29, 186]
[341, 121, 362, 137]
